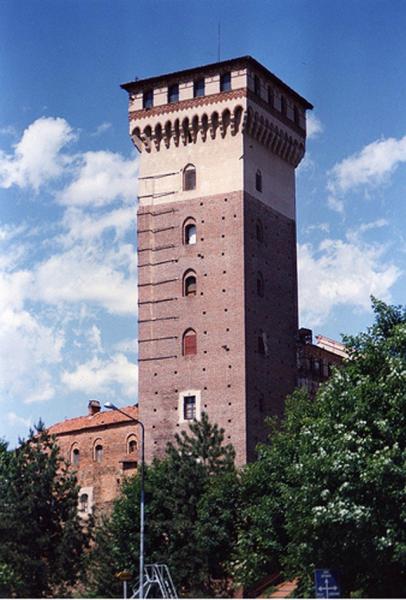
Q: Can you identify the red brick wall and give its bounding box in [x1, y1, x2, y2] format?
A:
[54, 422, 138, 513]
[243, 193, 298, 459]
[138, 189, 299, 465]
[138, 190, 248, 464]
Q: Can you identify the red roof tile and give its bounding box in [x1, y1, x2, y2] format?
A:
[48, 405, 139, 435]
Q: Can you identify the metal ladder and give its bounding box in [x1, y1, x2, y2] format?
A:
[131, 563, 178, 599]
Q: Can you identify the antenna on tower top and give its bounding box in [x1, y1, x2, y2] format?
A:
[217, 22, 221, 62]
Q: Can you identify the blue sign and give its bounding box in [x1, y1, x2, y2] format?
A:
[314, 569, 341, 598]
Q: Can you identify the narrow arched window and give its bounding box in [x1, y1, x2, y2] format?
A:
[128, 439, 137, 454]
[183, 164, 196, 191]
[183, 219, 197, 245]
[72, 447, 80, 466]
[183, 271, 197, 297]
[257, 272, 264, 297]
[256, 219, 264, 243]
[94, 444, 103, 463]
[256, 169, 262, 193]
[183, 329, 197, 356]
[79, 493, 88, 512]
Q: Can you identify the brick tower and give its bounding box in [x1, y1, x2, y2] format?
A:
[121, 56, 312, 465]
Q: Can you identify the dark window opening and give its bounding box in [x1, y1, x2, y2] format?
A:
[256, 219, 264, 242]
[184, 396, 196, 420]
[258, 336, 265, 355]
[183, 165, 196, 191]
[254, 75, 261, 96]
[72, 448, 80, 465]
[194, 78, 205, 98]
[220, 72, 231, 92]
[257, 272, 264, 297]
[79, 493, 88, 512]
[256, 169, 262, 192]
[168, 84, 179, 104]
[143, 90, 153, 109]
[267, 86, 274, 106]
[184, 273, 197, 296]
[184, 222, 197, 245]
[281, 96, 287, 116]
[128, 439, 137, 454]
[183, 329, 197, 356]
[294, 106, 300, 125]
[94, 444, 103, 463]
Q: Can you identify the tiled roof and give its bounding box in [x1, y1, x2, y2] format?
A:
[48, 405, 138, 435]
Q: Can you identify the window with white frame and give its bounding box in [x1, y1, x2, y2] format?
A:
[178, 390, 201, 423]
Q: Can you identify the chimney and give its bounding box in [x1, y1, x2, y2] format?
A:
[298, 328, 313, 345]
[88, 400, 101, 416]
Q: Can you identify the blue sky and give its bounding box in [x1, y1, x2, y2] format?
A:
[1, 0, 405, 444]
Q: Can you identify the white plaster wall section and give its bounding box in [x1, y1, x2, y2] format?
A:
[134, 99, 246, 205]
[244, 141, 296, 220]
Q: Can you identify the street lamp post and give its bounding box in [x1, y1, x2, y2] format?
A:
[104, 402, 145, 600]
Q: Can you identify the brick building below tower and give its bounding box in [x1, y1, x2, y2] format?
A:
[48, 400, 138, 515]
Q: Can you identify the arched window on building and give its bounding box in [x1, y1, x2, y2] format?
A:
[94, 443, 103, 463]
[256, 169, 262, 192]
[72, 447, 80, 466]
[256, 219, 264, 243]
[183, 329, 197, 356]
[183, 219, 197, 245]
[183, 270, 197, 297]
[128, 438, 138, 454]
[183, 164, 196, 191]
[257, 271, 264, 297]
[79, 493, 89, 513]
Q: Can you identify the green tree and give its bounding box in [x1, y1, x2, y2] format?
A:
[0, 424, 91, 598]
[87, 413, 238, 598]
[233, 299, 406, 597]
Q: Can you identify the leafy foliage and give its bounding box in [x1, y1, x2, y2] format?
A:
[86, 413, 238, 598]
[232, 299, 406, 597]
[0, 424, 90, 597]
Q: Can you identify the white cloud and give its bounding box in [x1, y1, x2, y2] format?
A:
[113, 338, 137, 354]
[32, 246, 137, 315]
[326, 195, 345, 214]
[62, 353, 137, 398]
[25, 380, 56, 404]
[91, 122, 112, 137]
[307, 113, 324, 139]
[60, 205, 136, 245]
[87, 324, 103, 353]
[57, 150, 138, 207]
[357, 219, 388, 233]
[298, 238, 401, 327]
[6, 411, 32, 428]
[0, 117, 75, 191]
[328, 134, 406, 194]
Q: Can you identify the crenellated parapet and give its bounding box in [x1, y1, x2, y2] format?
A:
[130, 104, 244, 153]
[130, 100, 304, 167]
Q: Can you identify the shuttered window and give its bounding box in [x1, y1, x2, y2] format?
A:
[183, 329, 197, 356]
